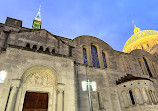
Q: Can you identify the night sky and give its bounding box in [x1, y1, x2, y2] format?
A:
[1, 0, 158, 51]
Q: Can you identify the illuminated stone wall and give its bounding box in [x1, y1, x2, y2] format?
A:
[0, 17, 158, 111]
[0, 47, 76, 111]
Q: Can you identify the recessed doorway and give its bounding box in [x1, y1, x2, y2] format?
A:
[22, 92, 48, 111]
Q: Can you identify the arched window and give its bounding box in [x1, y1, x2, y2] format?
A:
[143, 57, 153, 77]
[32, 45, 37, 50]
[91, 45, 100, 68]
[102, 52, 107, 68]
[51, 49, 55, 54]
[146, 43, 149, 47]
[138, 59, 145, 75]
[129, 90, 135, 105]
[26, 43, 30, 48]
[83, 48, 88, 65]
[45, 48, 50, 53]
[141, 44, 144, 49]
[38, 46, 43, 52]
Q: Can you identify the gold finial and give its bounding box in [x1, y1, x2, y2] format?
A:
[39, 5, 41, 12]
[133, 24, 141, 34]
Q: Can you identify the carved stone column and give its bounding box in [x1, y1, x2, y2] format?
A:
[57, 83, 65, 111]
[6, 80, 20, 111]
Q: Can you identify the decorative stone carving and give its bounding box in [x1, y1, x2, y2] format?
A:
[24, 70, 54, 86]
[57, 83, 65, 93]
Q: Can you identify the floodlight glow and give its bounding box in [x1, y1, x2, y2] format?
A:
[0, 71, 7, 83]
[81, 81, 87, 91]
[81, 80, 97, 111]
[91, 81, 97, 91]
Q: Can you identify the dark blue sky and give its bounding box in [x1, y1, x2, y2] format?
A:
[1, 0, 158, 51]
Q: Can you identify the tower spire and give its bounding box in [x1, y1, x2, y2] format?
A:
[32, 5, 42, 29]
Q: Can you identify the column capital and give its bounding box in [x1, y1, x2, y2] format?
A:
[57, 83, 65, 93]
[11, 79, 21, 88]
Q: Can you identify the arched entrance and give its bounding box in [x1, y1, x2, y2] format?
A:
[15, 66, 57, 111]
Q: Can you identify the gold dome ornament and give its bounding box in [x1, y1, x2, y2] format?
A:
[123, 24, 158, 53]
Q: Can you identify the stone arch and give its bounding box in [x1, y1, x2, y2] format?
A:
[91, 43, 101, 68]
[102, 50, 109, 68]
[141, 87, 150, 104]
[135, 87, 143, 105]
[145, 88, 153, 104]
[143, 56, 153, 77]
[22, 65, 57, 86]
[25, 43, 31, 48]
[128, 89, 136, 105]
[22, 65, 57, 82]
[51, 49, 55, 54]
[18, 64, 62, 84]
[32, 45, 37, 50]
[38, 46, 44, 52]
[45, 47, 50, 53]
[15, 65, 59, 111]
[138, 58, 146, 75]
[83, 45, 90, 65]
[73, 35, 114, 50]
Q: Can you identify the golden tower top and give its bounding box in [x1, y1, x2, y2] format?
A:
[134, 24, 141, 34]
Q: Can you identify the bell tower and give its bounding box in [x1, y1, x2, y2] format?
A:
[32, 6, 41, 29]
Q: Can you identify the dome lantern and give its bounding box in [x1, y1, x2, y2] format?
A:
[134, 24, 141, 34]
[123, 24, 158, 53]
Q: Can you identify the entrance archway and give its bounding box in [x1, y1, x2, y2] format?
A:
[15, 66, 57, 111]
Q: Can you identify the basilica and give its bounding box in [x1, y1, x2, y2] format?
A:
[0, 8, 158, 111]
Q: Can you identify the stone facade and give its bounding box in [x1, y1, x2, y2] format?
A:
[0, 17, 158, 111]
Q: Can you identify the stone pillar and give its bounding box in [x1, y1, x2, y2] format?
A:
[57, 83, 65, 111]
[6, 80, 20, 111]
[6, 86, 18, 111]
